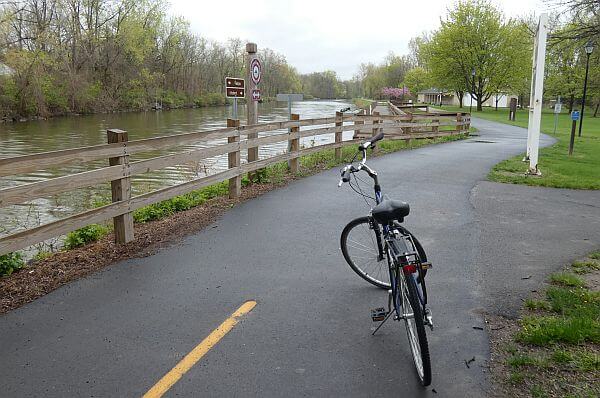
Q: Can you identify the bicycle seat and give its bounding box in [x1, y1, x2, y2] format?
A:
[371, 200, 410, 224]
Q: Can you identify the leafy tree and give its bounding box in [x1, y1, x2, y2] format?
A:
[403, 67, 431, 97]
[422, 0, 531, 110]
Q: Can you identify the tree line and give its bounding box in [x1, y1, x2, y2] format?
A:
[0, 0, 322, 119]
[353, 0, 600, 114]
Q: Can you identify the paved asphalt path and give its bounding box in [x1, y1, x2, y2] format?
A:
[1, 119, 599, 397]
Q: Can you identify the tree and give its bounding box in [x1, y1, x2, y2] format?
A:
[422, 0, 531, 110]
[403, 67, 431, 98]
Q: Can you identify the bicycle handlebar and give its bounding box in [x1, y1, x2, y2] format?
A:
[337, 133, 384, 187]
[339, 107, 351, 113]
[359, 132, 384, 151]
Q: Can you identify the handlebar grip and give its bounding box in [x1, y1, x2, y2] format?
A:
[340, 107, 351, 113]
[341, 168, 351, 182]
[371, 132, 384, 143]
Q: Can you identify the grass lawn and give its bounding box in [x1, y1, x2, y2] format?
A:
[439, 105, 600, 190]
[496, 253, 600, 397]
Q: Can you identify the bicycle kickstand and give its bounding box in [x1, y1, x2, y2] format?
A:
[372, 309, 395, 336]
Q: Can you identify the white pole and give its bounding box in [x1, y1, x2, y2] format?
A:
[527, 13, 548, 175]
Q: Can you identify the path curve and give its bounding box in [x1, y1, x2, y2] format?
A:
[1, 117, 599, 397]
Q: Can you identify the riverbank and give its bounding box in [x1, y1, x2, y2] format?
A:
[438, 105, 600, 190]
[0, 133, 467, 313]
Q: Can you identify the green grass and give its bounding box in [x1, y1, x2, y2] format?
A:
[439, 105, 600, 190]
[501, 257, 600, 398]
[515, 268, 599, 347]
[550, 272, 586, 288]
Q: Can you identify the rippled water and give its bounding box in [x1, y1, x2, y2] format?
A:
[0, 100, 353, 238]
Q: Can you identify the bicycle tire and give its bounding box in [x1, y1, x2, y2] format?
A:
[340, 216, 390, 289]
[401, 272, 432, 386]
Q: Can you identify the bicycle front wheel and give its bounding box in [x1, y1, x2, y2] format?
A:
[340, 216, 390, 289]
[400, 271, 432, 386]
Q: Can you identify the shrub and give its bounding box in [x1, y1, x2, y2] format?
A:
[0, 252, 25, 276]
[64, 224, 109, 250]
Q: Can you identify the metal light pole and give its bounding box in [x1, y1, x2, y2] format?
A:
[469, 68, 475, 114]
[578, 41, 594, 137]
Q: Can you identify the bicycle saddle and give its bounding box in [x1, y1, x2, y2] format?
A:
[371, 200, 410, 224]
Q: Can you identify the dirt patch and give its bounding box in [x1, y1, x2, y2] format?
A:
[0, 176, 296, 314]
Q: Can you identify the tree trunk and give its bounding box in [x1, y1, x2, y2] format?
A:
[495, 94, 499, 111]
[568, 94, 574, 113]
[457, 91, 464, 108]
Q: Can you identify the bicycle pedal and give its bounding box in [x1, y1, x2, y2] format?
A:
[371, 307, 387, 322]
[421, 262, 433, 270]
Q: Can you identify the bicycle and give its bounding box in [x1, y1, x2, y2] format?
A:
[337, 125, 434, 386]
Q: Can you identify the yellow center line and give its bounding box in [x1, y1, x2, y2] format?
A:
[142, 300, 257, 398]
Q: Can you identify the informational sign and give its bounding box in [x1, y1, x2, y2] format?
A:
[554, 102, 562, 114]
[250, 59, 261, 84]
[276, 93, 303, 102]
[225, 77, 245, 98]
[251, 89, 261, 101]
[571, 111, 580, 121]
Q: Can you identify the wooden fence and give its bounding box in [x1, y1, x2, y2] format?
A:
[0, 103, 470, 256]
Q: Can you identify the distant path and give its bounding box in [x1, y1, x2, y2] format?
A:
[1, 117, 599, 397]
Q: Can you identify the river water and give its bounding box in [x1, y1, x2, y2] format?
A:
[0, 100, 354, 240]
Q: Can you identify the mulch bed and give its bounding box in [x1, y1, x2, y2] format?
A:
[0, 177, 296, 314]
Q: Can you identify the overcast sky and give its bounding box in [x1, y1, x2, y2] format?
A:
[169, 0, 550, 80]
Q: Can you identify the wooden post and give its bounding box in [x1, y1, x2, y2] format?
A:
[227, 119, 241, 198]
[335, 111, 343, 161]
[405, 113, 413, 146]
[246, 42, 259, 180]
[354, 110, 364, 139]
[289, 113, 300, 173]
[372, 111, 380, 154]
[432, 118, 439, 134]
[456, 113, 463, 134]
[107, 129, 133, 244]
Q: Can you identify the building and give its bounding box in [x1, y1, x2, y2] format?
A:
[417, 88, 518, 108]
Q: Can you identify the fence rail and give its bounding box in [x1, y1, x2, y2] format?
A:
[0, 103, 470, 255]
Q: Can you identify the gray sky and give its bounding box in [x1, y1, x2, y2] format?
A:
[170, 0, 549, 80]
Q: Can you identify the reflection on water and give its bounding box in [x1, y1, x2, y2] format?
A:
[0, 100, 353, 237]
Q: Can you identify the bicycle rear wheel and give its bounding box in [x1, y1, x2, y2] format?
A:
[400, 271, 432, 386]
[340, 216, 390, 289]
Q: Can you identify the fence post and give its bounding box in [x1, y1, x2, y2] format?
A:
[372, 111, 380, 154]
[432, 117, 439, 134]
[289, 113, 300, 173]
[456, 113, 463, 134]
[107, 129, 134, 244]
[335, 111, 343, 161]
[227, 119, 241, 199]
[354, 110, 364, 139]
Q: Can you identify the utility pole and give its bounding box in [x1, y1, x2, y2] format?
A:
[578, 41, 594, 137]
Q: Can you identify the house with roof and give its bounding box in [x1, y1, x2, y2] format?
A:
[416, 88, 518, 108]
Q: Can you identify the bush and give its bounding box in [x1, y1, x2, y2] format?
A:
[64, 224, 109, 250]
[0, 252, 25, 276]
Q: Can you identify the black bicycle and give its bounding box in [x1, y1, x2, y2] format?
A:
[338, 126, 433, 386]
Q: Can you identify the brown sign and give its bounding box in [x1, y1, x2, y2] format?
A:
[226, 77, 245, 89]
[226, 87, 245, 98]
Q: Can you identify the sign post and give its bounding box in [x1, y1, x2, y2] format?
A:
[277, 94, 304, 168]
[246, 43, 260, 178]
[553, 96, 561, 135]
[525, 13, 548, 175]
[569, 111, 579, 156]
[225, 77, 245, 120]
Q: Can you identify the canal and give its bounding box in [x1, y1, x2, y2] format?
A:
[0, 100, 354, 240]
